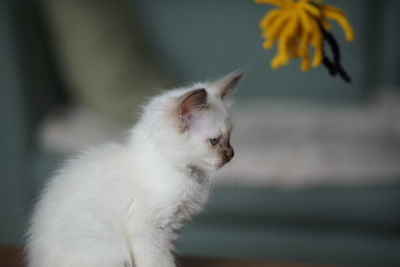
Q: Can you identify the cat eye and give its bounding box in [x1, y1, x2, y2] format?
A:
[209, 138, 220, 146]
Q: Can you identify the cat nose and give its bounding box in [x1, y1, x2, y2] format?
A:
[224, 146, 234, 161]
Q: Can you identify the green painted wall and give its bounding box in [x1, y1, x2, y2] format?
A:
[132, 0, 400, 101]
[0, 0, 29, 244]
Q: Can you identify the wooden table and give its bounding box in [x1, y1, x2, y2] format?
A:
[0, 246, 344, 267]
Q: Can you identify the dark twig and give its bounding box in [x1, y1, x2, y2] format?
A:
[318, 21, 352, 83]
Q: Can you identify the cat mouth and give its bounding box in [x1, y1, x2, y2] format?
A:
[217, 155, 233, 168]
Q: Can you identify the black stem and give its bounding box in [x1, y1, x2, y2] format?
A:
[318, 21, 352, 83]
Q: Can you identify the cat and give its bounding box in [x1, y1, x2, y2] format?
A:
[26, 71, 243, 267]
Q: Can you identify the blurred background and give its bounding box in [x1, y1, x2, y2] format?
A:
[1, 0, 400, 266]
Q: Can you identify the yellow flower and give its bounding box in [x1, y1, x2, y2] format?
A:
[255, 0, 355, 71]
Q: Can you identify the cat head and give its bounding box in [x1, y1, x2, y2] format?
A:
[137, 71, 243, 171]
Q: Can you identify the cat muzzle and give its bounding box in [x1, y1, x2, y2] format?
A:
[222, 146, 234, 163]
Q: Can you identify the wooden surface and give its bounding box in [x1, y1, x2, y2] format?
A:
[0, 247, 23, 267]
[0, 246, 345, 267]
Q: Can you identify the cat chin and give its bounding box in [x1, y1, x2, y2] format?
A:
[216, 161, 229, 170]
[205, 160, 227, 171]
[192, 162, 220, 172]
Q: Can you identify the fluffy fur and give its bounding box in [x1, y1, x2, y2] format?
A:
[26, 72, 243, 267]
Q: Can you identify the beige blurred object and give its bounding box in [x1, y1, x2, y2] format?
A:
[41, 0, 170, 125]
[39, 106, 125, 155]
[218, 93, 400, 188]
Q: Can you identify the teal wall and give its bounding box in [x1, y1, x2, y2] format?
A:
[0, 0, 29, 244]
[132, 0, 392, 102]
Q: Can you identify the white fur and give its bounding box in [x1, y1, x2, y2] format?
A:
[26, 72, 241, 267]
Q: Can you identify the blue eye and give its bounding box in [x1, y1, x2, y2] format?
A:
[209, 138, 219, 145]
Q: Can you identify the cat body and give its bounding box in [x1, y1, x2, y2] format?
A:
[26, 72, 242, 267]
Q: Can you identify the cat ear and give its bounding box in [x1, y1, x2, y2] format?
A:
[177, 88, 208, 132]
[179, 88, 208, 117]
[210, 70, 244, 100]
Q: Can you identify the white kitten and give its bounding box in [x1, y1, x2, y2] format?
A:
[26, 72, 243, 267]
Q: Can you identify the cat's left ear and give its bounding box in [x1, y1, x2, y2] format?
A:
[210, 70, 244, 102]
[177, 88, 208, 133]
